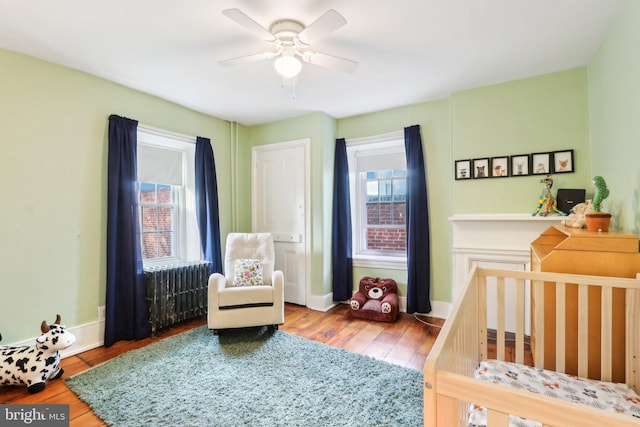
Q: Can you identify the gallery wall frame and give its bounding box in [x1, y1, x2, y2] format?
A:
[510, 154, 530, 177]
[455, 159, 472, 180]
[531, 152, 552, 175]
[472, 158, 490, 179]
[490, 156, 509, 178]
[552, 149, 574, 173]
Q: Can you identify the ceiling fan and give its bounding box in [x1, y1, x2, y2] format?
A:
[219, 8, 358, 78]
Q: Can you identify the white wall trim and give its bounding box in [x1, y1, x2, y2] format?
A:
[8, 320, 105, 360]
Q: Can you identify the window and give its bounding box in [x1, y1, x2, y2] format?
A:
[347, 131, 407, 269]
[138, 182, 178, 260]
[136, 126, 200, 266]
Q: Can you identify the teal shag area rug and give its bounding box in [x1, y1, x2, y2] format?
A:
[66, 326, 423, 426]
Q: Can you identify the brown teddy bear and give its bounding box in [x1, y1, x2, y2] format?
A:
[349, 277, 399, 322]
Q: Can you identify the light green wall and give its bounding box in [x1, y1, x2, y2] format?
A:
[452, 68, 592, 213]
[0, 49, 232, 343]
[588, 0, 640, 234]
[3, 6, 634, 341]
[337, 100, 452, 303]
[244, 113, 337, 296]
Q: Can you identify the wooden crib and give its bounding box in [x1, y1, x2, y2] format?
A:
[424, 266, 640, 426]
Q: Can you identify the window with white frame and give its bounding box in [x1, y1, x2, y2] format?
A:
[347, 132, 407, 269]
[136, 127, 200, 266]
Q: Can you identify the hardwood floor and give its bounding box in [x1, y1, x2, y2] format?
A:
[0, 303, 445, 426]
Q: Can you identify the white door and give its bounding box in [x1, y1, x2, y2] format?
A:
[252, 140, 309, 306]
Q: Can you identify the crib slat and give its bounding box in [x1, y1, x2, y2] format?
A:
[497, 276, 505, 361]
[626, 287, 640, 394]
[487, 408, 509, 426]
[555, 282, 566, 373]
[515, 278, 525, 365]
[533, 279, 545, 368]
[479, 274, 487, 361]
[601, 286, 613, 381]
[436, 394, 458, 426]
[578, 284, 589, 378]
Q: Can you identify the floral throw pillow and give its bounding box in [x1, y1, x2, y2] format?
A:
[232, 259, 264, 287]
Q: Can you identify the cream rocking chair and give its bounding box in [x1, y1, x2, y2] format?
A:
[207, 233, 284, 334]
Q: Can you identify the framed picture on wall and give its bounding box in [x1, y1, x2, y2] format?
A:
[472, 158, 490, 179]
[490, 156, 509, 177]
[552, 149, 574, 173]
[455, 159, 472, 180]
[510, 154, 530, 176]
[531, 152, 552, 175]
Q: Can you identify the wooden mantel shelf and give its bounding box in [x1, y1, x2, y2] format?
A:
[449, 213, 566, 222]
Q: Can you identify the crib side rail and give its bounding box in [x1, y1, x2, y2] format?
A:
[424, 267, 640, 426]
[438, 371, 640, 427]
[424, 265, 486, 426]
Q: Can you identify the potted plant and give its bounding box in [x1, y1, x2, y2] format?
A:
[585, 175, 611, 232]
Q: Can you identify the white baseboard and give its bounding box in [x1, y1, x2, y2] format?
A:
[7, 320, 105, 360]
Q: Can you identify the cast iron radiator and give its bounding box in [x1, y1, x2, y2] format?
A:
[144, 261, 211, 336]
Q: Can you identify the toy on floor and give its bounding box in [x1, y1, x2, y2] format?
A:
[0, 314, 76, 393]
[532, 175, 566, 217]
[560, 200, 594, 228]
[350, 277, 399, 322]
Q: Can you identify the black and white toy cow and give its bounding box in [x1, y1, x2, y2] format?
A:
[0, 314, 76, 393]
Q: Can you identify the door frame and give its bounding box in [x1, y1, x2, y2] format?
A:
[252, 138, 311, 307]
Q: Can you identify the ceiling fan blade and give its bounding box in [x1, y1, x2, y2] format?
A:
[222, 9, 276, 42]
[302, 51, 358, 73]
[297, 9, 347, 45]
[218, 51, 277, 67]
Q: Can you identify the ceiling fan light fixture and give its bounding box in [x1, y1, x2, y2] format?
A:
[274, 54, 302, 78]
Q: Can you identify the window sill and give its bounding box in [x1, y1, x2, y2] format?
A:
[353, 255, 407, 270]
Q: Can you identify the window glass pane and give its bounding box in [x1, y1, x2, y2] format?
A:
[378, 169, 392, 179]
[139, 182, 156, 203]
[379, 180, 392, 202]
[393, 179, 406, 201]
[393, 169, 406, 178]
[367, 203, 379, 225]
[141, 206, 158, 232]
[158, 207, 173, 231]
[158, 232, 173, 258]
[365, 227, 406, 252]
[142, 233, 158, 259]
[366, 180, 378, 202]
[365, 171, 377, 179]
[157, 184, 172, 203]
[391, 202, 406, 226]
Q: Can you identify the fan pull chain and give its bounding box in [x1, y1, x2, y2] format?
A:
[280, 75, 298, 99]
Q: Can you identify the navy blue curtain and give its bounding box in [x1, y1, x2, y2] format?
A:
[404, 125, 432, 313]
[195, 137, 223, 275]
[332, 138, 353, 301]
[105, 115, 149, 347]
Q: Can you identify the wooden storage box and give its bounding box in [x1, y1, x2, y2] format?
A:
[530, 225, 640, 382]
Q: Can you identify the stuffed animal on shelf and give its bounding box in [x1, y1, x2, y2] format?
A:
[350, 277, 399, 322]
[0, 315, 76, 393]
[561, 200, 594, 228]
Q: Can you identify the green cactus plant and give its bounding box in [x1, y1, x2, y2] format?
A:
[591, 176, 609, 212]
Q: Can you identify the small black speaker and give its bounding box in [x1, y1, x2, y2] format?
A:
[556, 189, 586, 214]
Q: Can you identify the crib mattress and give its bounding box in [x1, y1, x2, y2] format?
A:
[468, 359, 640, 427]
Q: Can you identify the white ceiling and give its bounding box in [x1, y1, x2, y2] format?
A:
[0, 0, 623, 126]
